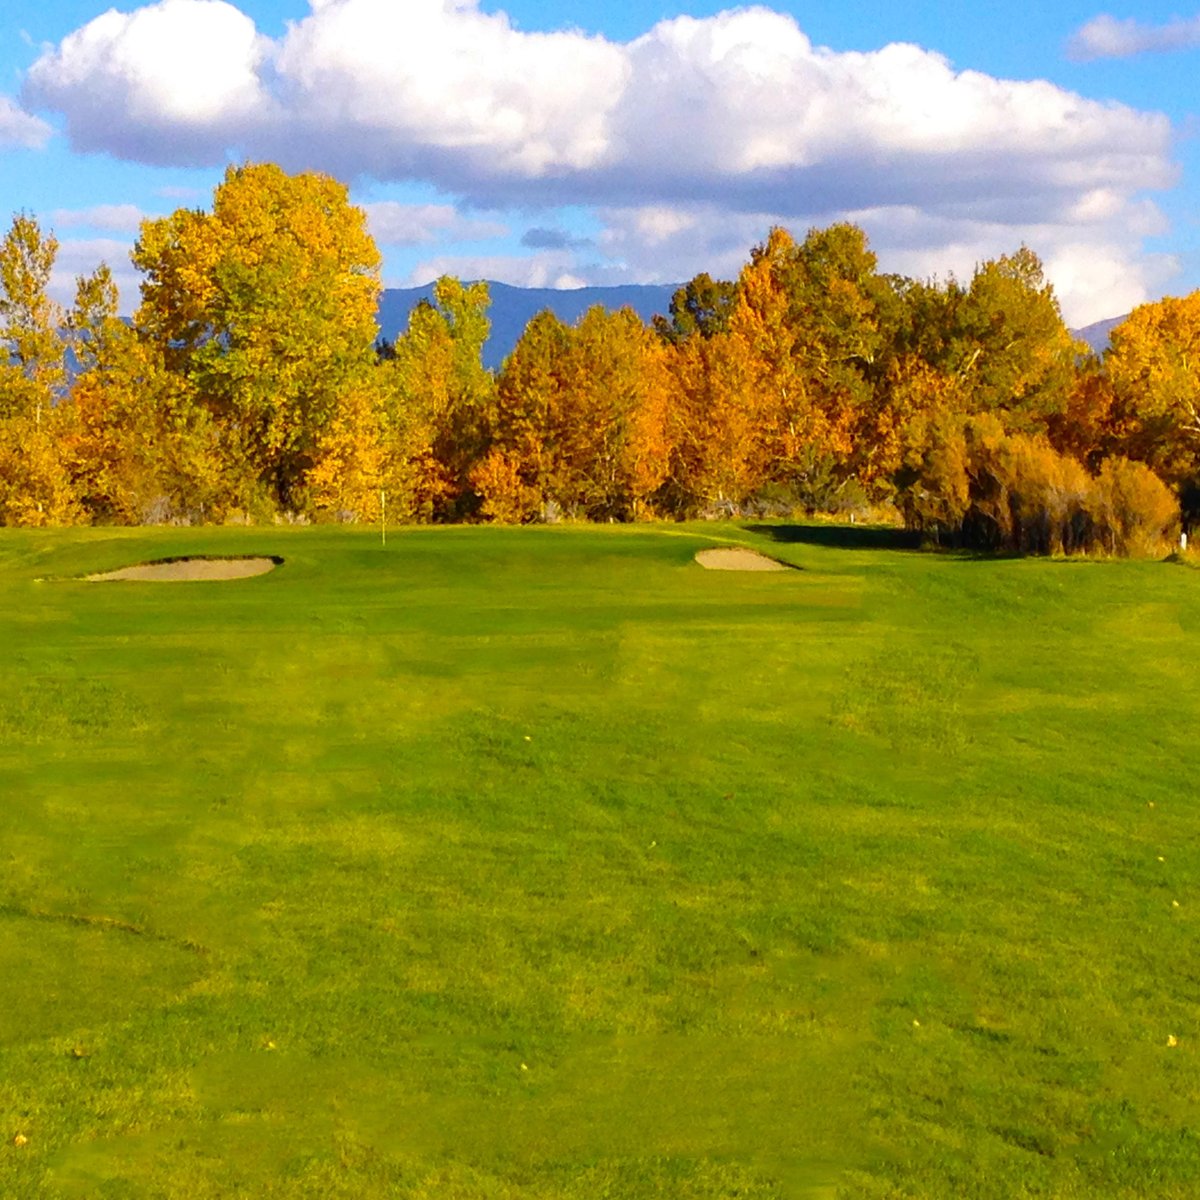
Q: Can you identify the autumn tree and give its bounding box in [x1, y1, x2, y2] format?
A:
[867, 354, 969, 498]
[133, 163, 382, 514]
[0, 213, 64, 425]
[484, 306, 672, 521]
[477, 309, 568, 520]
[384, 277, 495, 520]
[724, 227, 862, 504]
[0, 213, 80, 525]
[1045, 357, 1121, 472]
[663, 327, 766, 515]
[306, 378, 392, 523]
[1102, 292, 1200, 493]
[901, 412, 1177, 556]
[63, 262, 223, 523]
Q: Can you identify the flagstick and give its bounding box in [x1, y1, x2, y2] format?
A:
[380, 488, 386, 547]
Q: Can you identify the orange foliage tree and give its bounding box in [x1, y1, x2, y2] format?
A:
[485, 306, 672, 520]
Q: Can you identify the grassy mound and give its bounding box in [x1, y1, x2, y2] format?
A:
[1, 523, 1197, 1198]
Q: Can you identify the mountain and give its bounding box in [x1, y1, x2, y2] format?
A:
[1072, 315, 1125, 355]
[377, 281, 678, 370]
[377, 281, 1128, 368]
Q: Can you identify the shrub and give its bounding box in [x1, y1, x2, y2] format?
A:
[1092, 457, 1179, 556]
[901, 417, 1179, 556]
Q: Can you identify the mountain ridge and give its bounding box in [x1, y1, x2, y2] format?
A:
[377, 281, 678, 370]
[377, 281, 1126, 368]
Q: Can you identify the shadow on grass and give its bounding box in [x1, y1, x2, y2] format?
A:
[743, 523, 923, 552]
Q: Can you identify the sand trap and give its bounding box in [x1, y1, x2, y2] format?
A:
[695, 547, 790, 572]
[88, 556, 280, 582]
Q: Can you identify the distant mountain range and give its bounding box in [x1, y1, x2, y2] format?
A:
[377, 281, 677, 370]
[1072, 315, 1125, 355]
[376, 281, 1126, 369]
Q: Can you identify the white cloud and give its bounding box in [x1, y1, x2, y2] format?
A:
[1068, 13, 1200, 61]
[24, 0, 273, 166]
[1042, 244, 1179, 326]
[362, 201, 506, 246]
[269, 0, 626, 182]
[21, 1, 1181, 321]
[24, 2, 1172, 211]
[0, 95, 51, 150]
[50, 204, 149, 233]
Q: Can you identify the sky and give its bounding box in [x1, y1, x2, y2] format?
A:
[2, 0, 1199, 329]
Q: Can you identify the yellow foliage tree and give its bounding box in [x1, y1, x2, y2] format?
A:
[133, 164, 382, 514]
[1104, 292, 1200, 488]
[0, 213, 79, 525]
[0, 414, 82, 526]
[0, 213, 64, 427]
[307, 379, 401, 523]
[385, 278, 495, 521]
[65, 262, 224, 524]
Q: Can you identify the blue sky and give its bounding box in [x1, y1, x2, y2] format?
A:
[2, 0, 1198, 327]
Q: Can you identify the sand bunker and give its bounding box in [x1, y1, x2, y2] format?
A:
[695, 547, 790, 572]
[88, 556, 280, 582]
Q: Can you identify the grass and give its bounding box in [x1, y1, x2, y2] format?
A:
[0, 520, 1197, 1198]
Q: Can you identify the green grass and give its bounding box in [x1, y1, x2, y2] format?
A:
[1, 521, 1198, 1198]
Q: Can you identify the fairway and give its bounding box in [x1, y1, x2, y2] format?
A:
[2, 522, 1198, 1198]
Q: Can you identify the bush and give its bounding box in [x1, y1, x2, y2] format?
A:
[1092, 457, 1179, 556]
[901, 417, 1179, 557]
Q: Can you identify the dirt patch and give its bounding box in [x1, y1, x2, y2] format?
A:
[695, 547, 791, 572]
[87, 556, 281, 582]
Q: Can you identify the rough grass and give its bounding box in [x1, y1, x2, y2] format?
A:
[1, 522, 1197, 1198]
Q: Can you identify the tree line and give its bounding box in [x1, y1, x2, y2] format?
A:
[1, 162, 1195, 554]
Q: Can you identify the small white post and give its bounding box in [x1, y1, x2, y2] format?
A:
[1181, 530, 1188, 552]
[380, 488, 387, 547]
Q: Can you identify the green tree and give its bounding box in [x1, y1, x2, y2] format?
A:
[653, 273, 737, 344]
[951, 247, 1080, 427]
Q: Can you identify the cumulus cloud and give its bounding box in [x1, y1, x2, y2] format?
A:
[0, 95, 51, 149]
[1068, 13, 1200, 60]
[269, 0, 626, 183]
[361, 201, 506, 246]
[24, 0, 273, 166]
[21, 0, 1180, 322]
[24, 2, 1172, 207]
[854, 205, 1176, 327]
